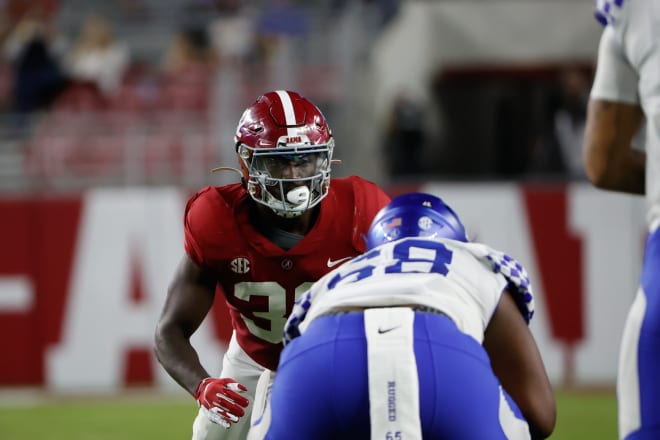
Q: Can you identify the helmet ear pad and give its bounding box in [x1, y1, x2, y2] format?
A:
[365, 192, 467, 250]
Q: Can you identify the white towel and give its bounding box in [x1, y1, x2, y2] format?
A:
[364, 307, 422, 440]
[246, 369, 274, 440]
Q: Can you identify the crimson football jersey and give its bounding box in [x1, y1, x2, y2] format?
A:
[183, 175, 390, 370]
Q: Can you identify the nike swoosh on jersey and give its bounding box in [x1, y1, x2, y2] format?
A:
[327, 256, 353, 267]
[377, 326, 399, 334]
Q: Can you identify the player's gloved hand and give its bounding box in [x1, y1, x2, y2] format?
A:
[194, 377, 249, 429]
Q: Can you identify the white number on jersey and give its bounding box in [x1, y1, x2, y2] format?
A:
[233, 281, 313, 343]
[325, 239, 454, 291]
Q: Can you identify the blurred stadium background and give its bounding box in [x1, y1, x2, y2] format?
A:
[0, 0, 641, 438]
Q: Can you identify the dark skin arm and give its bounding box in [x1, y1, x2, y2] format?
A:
[483, 289, 556, 439]
[583, 99, 645, 194]
[154, 254, 216, 396]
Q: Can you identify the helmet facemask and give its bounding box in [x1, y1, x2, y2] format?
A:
[238, 137, 334, 218]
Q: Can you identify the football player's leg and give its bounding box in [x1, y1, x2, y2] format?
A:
[263, 313, 369, 440]
[192, 332, 264, 440]
[618, 287, 645, 439]
[414, 312, 530, 439]
[619, 230, 660, 440]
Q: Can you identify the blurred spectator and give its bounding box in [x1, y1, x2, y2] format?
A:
[159, 26, 214, 112]
[2, 9, 68, 113]
[64, 14, 129, 95]
[108, 60, 159, 113]
[383, 91, 426, 178]
[529, 66, 591, 179]
[257, 0, 308, 38]
[162, 26, 215, 73]
[255, 0, 309, 64]
[552, 67, 591, 179]
[208, 4, 256, 65]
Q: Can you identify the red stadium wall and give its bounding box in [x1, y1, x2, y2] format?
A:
[0, 184, 646, 390]
[0, 197, 82, 384]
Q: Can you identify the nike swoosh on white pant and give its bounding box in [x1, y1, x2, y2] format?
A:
[327, 256, 353, 267]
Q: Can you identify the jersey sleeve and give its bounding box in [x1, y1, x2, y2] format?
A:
[183, 186, 218, 268]
[594, 0, 625, 27]
[348, 176, 391, 252]
[590, 26, 639, 104]
[484, 250, 535, 324]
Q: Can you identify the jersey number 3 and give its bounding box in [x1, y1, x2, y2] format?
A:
[233, 282, 313, 343]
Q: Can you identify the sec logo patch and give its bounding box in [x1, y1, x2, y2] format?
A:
[230, 257, 250, 274]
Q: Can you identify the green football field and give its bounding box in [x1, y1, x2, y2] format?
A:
[0, 389, 616, 439]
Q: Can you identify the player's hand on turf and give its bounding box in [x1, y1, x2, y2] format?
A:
[194, 377, 249, 429]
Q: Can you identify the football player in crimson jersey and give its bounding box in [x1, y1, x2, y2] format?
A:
[154, 90, 391, 440]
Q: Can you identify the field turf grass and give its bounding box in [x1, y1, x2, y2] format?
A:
[0, 388, 616, 439]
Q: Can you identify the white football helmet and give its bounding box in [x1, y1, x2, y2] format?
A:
[234, 90, 334, 218]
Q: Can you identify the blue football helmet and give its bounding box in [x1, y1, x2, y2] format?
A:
[365, 192, 468, 250]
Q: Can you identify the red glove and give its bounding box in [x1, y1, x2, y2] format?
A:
[194, 377, 250, 429]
